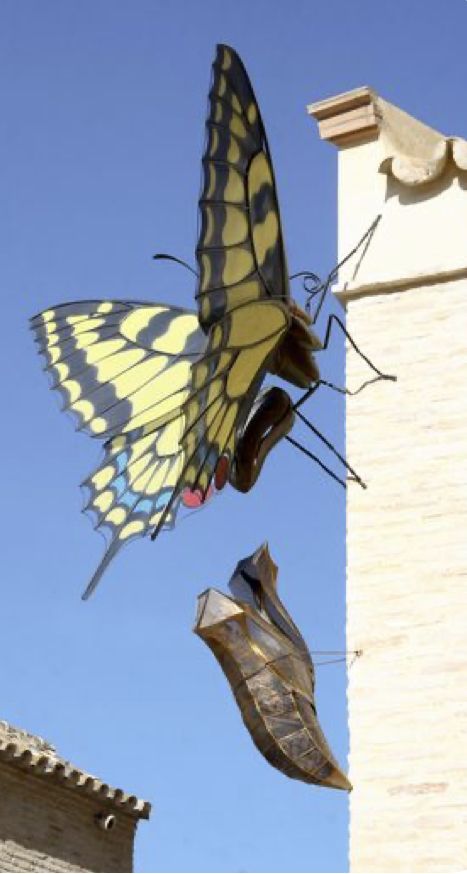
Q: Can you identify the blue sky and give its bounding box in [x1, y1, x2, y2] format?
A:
[2, 1, 466, 871]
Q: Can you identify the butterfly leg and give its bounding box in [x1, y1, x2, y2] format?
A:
[292, 378, 349, 414]
[285, 435, 349, 489]
[318, 313, 397, 393]
[292, 411, 366, 489]
[287, 381, 366, 488]
[304, 276, 396, 391]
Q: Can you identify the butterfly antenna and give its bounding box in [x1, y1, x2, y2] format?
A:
[153, 253, 199, 277]
[290, 214, 382, 319]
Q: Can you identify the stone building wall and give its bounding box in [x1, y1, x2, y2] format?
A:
[0, 721, 150, 873]
[345, 279, 467, 872]
[309, 87, 467, 872]
[0, 763, 136, 873]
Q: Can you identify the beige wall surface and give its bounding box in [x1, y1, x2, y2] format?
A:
[309, 86, 467, 873]
[0, 763, 136, 873]
[345, 279, 467, 872]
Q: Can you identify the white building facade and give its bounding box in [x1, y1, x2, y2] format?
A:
[309, 88, 467, 873]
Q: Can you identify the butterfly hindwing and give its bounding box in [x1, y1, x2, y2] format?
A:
[32, 300, 210, 597]
[80, 416, 188, 599]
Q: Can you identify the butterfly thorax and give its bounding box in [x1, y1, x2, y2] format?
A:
[224, 299, 321, 493]
[269, 299, 321, 389]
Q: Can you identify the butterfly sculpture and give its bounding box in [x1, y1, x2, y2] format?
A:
[31, 45, 343, 598]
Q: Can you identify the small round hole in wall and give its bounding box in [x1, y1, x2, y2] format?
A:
[95, 812, 116, 831]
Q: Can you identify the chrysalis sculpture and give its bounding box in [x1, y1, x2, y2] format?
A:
[194, 544, 352, 790]
[31, 44, 390, 598]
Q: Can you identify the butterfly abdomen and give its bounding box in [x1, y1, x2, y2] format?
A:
[229, 386, 295, 493]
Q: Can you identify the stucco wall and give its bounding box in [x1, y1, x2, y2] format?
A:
[346, 279, 467, 872]
[0, 762, 136, 873]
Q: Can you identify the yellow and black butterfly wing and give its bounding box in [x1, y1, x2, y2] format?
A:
[150, 298, 291, 542]
[31, 300, 209, 597]
[159, 43, 293, 527]
[196, 43, 290, 332]
[31, 296, 289, 597]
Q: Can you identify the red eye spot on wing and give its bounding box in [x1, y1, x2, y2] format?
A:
[182, 488, 204, 508]
[182, 486, 215, 508]
[214, 454, 230, 490]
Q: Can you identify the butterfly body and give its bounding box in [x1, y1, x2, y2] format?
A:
[270, 303, 322, 389]
[31, 44, 322, 597]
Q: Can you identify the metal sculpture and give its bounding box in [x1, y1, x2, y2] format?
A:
[194, 544, 352, 790]
[31, 44, 392, 598]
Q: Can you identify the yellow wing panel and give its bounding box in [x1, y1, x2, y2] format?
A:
[32, 300, 206, 440]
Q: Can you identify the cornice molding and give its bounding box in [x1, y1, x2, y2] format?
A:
[334, 264, 467, 303]
[308, 86, 380, 145]
[309, 87, 467, 187]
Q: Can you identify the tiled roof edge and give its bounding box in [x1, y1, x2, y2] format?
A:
[0, 738, 151, 819]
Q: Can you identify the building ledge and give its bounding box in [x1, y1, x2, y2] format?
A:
[334, 263, 467, 303]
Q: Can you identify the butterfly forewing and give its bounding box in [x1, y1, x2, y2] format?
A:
[196, 44, 290, 333]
